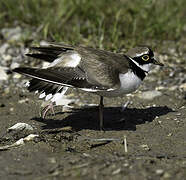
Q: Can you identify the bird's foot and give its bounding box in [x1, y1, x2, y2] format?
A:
[41, 103, 56, 119]
[99, 126, 106, 132]
[121, 101, 130, 112]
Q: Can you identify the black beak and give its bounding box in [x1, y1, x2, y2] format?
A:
[153, 58, 164, 66]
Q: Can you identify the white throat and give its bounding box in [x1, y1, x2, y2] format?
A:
[139, 63, 153, 72]
[128, 56, 153, 72]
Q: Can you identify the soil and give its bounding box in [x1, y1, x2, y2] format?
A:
[0, 40, 186, 180]
[0, 81, 186, 180]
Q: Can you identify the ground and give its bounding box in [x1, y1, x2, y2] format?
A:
[0, 47, 186, 179]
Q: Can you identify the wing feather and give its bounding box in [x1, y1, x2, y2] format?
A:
[13, 66, 109, 91]
[15, 43, 131, 91]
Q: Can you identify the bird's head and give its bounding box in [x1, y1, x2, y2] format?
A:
[126, 46, 164, 72]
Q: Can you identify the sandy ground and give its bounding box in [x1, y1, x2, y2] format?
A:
[0, 38, 186, 179]
[0, 79, 186, 180]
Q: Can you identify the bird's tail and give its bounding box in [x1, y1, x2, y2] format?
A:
[26, 43, 74, 62]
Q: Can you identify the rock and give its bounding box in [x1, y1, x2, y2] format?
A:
[140, 144, 151, 151]
[1, 27, 22, 41]
[10, 62, 20, 69]
[23, 134, 39, 141]
[163, 172, 171, 178]
[137, 90, 162, 100]
[155, 86, 166, 90]
[13, 73, 22, 79]
[7, 123, 34, 132]
[0, 66, 8, 81]
[179, 83, 186, 91]
[2, 54, 12, 62]
[0, 134, 39, 151]
[0, 43, 9, 54]
[155, 169, 164, 175]
[168, 85, 178, 91]
[40, 40, 50, 46]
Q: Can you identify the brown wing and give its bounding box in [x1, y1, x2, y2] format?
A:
[26, 43, 74, 62]
[13, 66, 110, 91]
[76, 46, 130, 88]
[22, 43, 131, 89]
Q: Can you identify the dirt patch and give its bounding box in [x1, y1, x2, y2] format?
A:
[0, 84, 186, 179]
[0, 37, 186, 179]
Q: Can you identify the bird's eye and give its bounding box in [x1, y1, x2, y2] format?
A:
[142, 55, 149, 61]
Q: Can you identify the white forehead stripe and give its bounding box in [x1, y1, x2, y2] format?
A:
[135, 50, 149, 57]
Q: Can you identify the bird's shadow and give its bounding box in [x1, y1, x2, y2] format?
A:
[32, 106, 174, 131]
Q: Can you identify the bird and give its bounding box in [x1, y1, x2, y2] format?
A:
[13, 43, 164, 130]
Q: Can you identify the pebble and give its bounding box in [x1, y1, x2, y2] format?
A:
[168, 85, 178, 91]
[18, 98, 29, 104]
[0, 134, 39, 151]
[4, 87, 10, 94]
[112, 168, 121, 175]
[155, 169, 164, 175]
[24, 134, 39, 141]
[2, 54, 12, 62]
[137, 90, 162, 100]
[179, 83, 186, 91]
[0, 43, 9, 54]
[7, 123, 34, 132]
[13, 73, 22, 79]
[163, 172, 171, 178]
[155, 86, 166, 90]
[0, 66, 8, 81]
[140, 144, 150, 151]
[10, 62, 20, 69]
[1, 27, 22, 41]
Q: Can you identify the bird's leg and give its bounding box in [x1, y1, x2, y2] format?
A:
[121, 101, 130, 112]
[99, 96, 104, 130]
[41, 102, 55, 119]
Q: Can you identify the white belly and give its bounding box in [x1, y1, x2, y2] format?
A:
[96, 71, 142, 97]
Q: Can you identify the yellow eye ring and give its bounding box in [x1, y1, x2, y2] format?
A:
[142, 55, 149, 61]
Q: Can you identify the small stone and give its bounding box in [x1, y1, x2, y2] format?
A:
[48, 157, 56, 164]
[18, 98, 29, 104]
[167, 133, 172, 137]
[155, 86, 165, 90]
[83, 153, 91, 157]
[8, 123, 34, 132]
[4, 87, 10, 94]
[40, 40, 50, 46]
[0, 43, 9, 54]
[156, 169, 164, 175]
[0, 66, 8, 81]
[179, 83, 186, 91]
[13, 73, 22, 79]
[1, 27, 22, 41]
[137, 90, 162, 100]
[23, 134, 39, 141]
[123, 163, 129, 167]
[140, 144, 150, 151]
[112, 168, 121, 175]
[10, 62, 20, 69]
[163, 172, 171, 178]
[158, 120, 162, 124]
[2, 54, 12, 61]
[168, 86, 178, 91]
